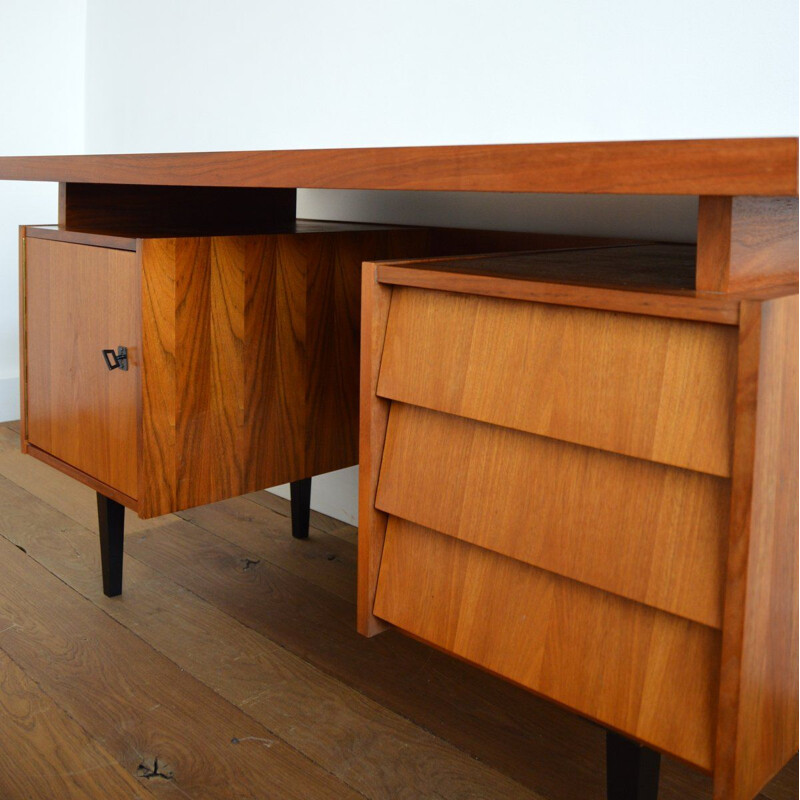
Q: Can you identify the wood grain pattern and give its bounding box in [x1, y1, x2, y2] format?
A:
[697, 197, 799, 292]
[1, 426, 607, 800]
[374, 518, 720, 770]
[715, 295, 799, 800]
[25, 238, 139, 498]
[0, 464, 542, 800]
[357, 264, 394, 636]
[32, 223, 624, 518]
[376, 403, 730, 627]
[382, 244, 699, 291]
[57, 182, 66, 226]
[0, 138, 795, 195]
[24, 218, 428, 253]
[0, 649, 158, 800]
[177, 495, 357, 602]
[360, 251, 798, 798]
[306, 230, 428, 478]
[139, 237, 176, 518]
[29, 218, 430, 237]
[377, 287, 738, 476]
[60, 182, 297, 234]
[141, 228, 429, 517]
[0, 528, 363, 800]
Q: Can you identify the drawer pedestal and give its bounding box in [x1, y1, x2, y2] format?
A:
[359, 244, 798, 800]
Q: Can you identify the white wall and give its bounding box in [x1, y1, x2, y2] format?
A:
[0, 0, 87, 421]
[84, 0, 798, 151]
[3, 0, 797, 521]
[81, 0, 797, 525]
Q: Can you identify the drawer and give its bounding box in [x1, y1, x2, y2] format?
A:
[25, 238, 139, 499]
[377, 287, 738, 476]
[376, 402, 729, 628]
[373, 517, 720, 770]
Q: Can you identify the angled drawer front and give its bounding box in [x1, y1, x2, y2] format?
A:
[377, 288, 738, 477]
[25, 238, 139, 499]
[373, 518, 720, 770]
[376, 403, 730, 628]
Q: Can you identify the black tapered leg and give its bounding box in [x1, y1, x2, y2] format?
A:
[96, 492, 125, 597]
[606, 731, 660, 800]
[290, 477, 312, 539]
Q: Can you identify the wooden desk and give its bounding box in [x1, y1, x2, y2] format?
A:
[0, 139, 797, 800]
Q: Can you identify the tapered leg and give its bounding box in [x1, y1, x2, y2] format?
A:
[290, 477, 312, 539]
[96, 492, 124, 597]
[606, 731, 660, 800]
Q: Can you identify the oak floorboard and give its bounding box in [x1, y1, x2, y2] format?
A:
[0, 471, 540, 799]
[255, 488, 359, 544]
[177, 495, 358, 602]
[0, 515, 361, 799]
[0, 424, 611, 799]
[0, 648, 159, 800]
[0, 422, 794, 800]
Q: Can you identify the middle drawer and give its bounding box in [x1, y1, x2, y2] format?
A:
[376, 402, 729, 628]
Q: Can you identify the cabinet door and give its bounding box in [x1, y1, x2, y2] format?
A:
[25, 238, 139, 500]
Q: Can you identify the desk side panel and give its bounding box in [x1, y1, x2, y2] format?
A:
[715, 296, 799, 800]
[139, 230, 431, 518]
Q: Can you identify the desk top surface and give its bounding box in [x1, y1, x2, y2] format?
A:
[0, 138, 796, 196]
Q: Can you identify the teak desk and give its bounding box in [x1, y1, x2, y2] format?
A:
[0, 139, 797, 800]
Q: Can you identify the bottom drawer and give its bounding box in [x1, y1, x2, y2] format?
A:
[373, 517, 720, 770]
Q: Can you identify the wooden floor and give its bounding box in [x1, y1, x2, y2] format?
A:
[0, 419, 795, 800]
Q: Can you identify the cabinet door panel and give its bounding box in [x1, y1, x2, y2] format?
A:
[25, 238, 139, 499]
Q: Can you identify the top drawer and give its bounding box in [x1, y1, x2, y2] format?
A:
[377, 287, 738, 476]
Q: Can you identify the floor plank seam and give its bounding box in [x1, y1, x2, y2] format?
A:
[0, 527, 375, 800]
[0, 498, 385, 799]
